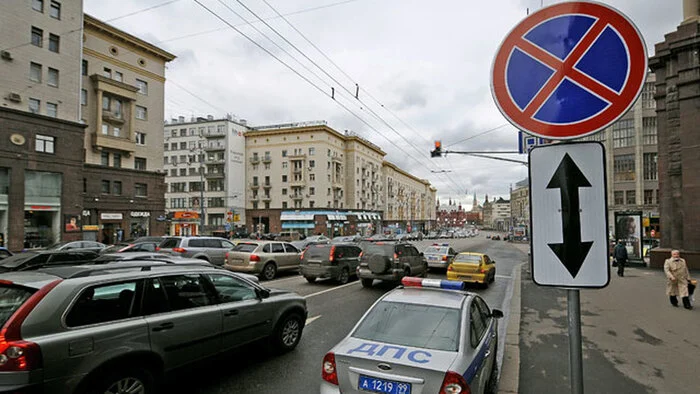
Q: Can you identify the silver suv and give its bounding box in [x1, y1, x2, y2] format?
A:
[157, 236, 235, 266]
[357, 241, 428, 287]
[0, 262, 307, 394]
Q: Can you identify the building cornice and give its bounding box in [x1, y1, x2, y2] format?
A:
[83, 48, 167, 83]
[84, 14, 176, 62]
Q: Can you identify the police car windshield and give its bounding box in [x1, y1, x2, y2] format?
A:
[352, 301, 461, 351]
[426, 246, 449, 254]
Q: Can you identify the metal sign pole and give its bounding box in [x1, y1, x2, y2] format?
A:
[567, 289, 584, 394]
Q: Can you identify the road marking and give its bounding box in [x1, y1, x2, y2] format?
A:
[496, 275, 512, 279]
[304, 281, 358, 299]
[266, 275, 303, 285]
[306, 315, 322, 325]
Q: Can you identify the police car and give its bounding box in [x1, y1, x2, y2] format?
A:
[321, 277, 503, 394]
[423, 244, 457, 269]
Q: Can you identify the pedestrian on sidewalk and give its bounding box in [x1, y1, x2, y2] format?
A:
[664, 250, 693, 309]
[613, 240, 628, 277]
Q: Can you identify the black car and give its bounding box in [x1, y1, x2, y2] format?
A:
[0, 250, 99, 272]
[99, 241, 160, 254]
[300, 243, 362, 284]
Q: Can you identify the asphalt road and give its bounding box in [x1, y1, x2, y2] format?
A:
[166, 232, 528, 394]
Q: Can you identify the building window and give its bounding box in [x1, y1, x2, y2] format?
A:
[309, 160, 315, 168]
[114, 71, 123, 82]
[135, 183, 147, 197]
[101, 180, 110, 194]
[309, 201, 315, 208]
[641, 82, 656, 109]
[32, 0, 43, 12]
[642, 117, 657, 145]
[309, 187, 315, 195]
[613, 154, 635, 181]
[644, 190, 654, 205]
[625, 190, 636, 205]
[135, 157, 147, 170]
[179, 169, 186, 176]
[135, 105, 147, 120]
[252, 201, 258, 210]
[643, 153, 657, 181]
[46, 102, 57, 117]
[282, 202, 288, 209]
[113, 127, 120, 137]
[133, 79, 149, 95]
[101, 124, 109, 135]
[113, 153, 121, 168]
[31, 26, 43, 47]
[612, 119, 635, 148]
[310, 174, 315, 181]
[114, 100, 122, 118]
[81, 89, 87, 105]
[47, 68, 58, 87]
[48, 34, 59, 53]
[656, 189, 660, 204]
[309, 147, 315, 156]
[102, 96, 110, 110]
[103, 67, 111, 78]
[264, 163, 270, 170]
[35, 135, 55, 153]
[179, 142, 187, 150]
[101, 152, 109, 166]
[282, 150, 287, 157]
[81, 59, 88, 76]
[135, 132, 146, 145]
[49, 1, 60, 18]
[282, 188, 287, 195]
[170, 169, 177, 177]
[282, 175, 287, 182]
[30, 62, 42, 82]
[113, 181, 122, 196]
[282, 162, 288, 169]
[28, 98, 40, 114]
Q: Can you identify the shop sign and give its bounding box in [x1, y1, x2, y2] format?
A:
[82, 210, 91, 217]
[83, 225, 99, 231]
[174, 211, 199, 220]
[101, 213, 123, 220]
[30, 205, 53, 210]
[130, 211, 151, 218]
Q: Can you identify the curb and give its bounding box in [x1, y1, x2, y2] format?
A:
[498, 263, 522, 394]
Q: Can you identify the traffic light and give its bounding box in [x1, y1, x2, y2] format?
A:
[431, 140, 442, 157]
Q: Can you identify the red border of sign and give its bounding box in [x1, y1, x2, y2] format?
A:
[491, 1, 647, 140]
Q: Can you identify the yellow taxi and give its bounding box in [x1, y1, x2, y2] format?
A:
[446, 252, 496, 287]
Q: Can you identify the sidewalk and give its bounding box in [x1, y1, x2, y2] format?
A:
[501, 243, 699, 394]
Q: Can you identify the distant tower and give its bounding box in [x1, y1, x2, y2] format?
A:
[472, 193, 477, 210]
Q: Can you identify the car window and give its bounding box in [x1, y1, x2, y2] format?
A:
[233, 243, 258, 253]
[206, 274, 257, 302]
[159, 274, 216, 311]
[364, 243, 394, 256]
[159, 238, 180, 248]
[407, 246, 418, 256]
[221, 240, 234, 249]
[283, 243, 299, 253]
[0, 250, 11, 259]
[352, 301, 461, 351]
[65, 281, 139, 327]
[271, 243, 285, 253]
[475, 297, 492, 326]
[0, 285, 35, 326]
[142, 278, 170, 315]
[425, 246, 449, 254]
[262, 244, 272, 253]
[455, 254, 482, 264]
[484, 255, 491, 264]
[84, 242, 101, 248]
[135, 243, 156, 252]
[470, 300, 487, 348]
[189, 239, 206, 248]
[49, 253, 83, 263]
[351, 246, 362, 258]
[449, 248, 457, 255]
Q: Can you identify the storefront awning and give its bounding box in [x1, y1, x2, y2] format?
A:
[327, 214, 347, 221]
[280, 213, 315, 221]
[282, 222, 315, 229]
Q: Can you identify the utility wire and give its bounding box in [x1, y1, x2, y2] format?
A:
[103, 0, 184, 22]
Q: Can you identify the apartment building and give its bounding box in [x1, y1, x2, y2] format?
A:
[578, 72, 659, 246]
[244, 122, 435, 236]
[383, 161, 435, 233]
[163, 115, 249, 236]
[0, 0, 86, 251]
[80, 14, 175, 243]
[510, 178, 529, 231]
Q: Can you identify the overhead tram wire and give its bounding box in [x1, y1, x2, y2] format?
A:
[248, 0, 464, 190]
[444, 123, 512, 148]
[103, 0, 185, 22]
[191, 0, 463, 195]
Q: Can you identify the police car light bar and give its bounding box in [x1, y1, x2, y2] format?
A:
[401, 277, 466, 291]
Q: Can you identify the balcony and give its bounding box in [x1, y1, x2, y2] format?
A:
[204, 131, 226, 138]
[93, 133, 135, 154]
[102, 110, 125, 125]
[292, 168, 303, 174]
[262, 156, 272, 164]
[292, 194, 303, 201]
[290, 179, 306, 187]
[205, 171, 225, 179]
[249, 183, 259, 190]
[261, 196, 272, 202]
[205, 157, 225, 165]
[249, 157, 260, 164]
[288, 154, 306, 159]
[262, 183, 272, 190]
[332, 156, 342, 163]
[249, 196, 259, 202]
[204, 144, 225, 152]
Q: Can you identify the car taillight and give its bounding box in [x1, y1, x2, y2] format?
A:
[480, 267, 486, 273]
[172, 247, 187, 253]
[447, 265, 454, 271]
[322, 352, 338, 385]
[250, 254, 260, 262]
[393, 253, 398, 260]
[359, 251, 364, 259]
[225, 252, 229, 260]
[0, 279, 61, 372]
[155, 247, 161, 251]
[329, 246, 336, 264]
[439, 371, 470, 394]
[442, 255, 448, 261]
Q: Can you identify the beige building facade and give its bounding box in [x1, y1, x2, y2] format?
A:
[510, 178, 529, 231]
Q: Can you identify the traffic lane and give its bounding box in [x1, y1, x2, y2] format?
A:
[177, 278, 387, 394]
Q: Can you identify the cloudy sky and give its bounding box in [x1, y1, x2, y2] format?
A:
[85, 0, 681, 209]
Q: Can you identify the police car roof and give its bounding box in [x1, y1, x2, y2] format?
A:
[382, 287, 468, 309]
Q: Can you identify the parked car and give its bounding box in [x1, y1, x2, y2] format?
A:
[321, 277, 502, 394]
[157, 236, 236, 266]
[423, 243, 458, 270]
[447, 252, 497, 288]
[427, 231, 438, 239]
[225, 241, 301, 280]
[0, 250, 99, 272]
[93, 252, 215, 266]
[276, 231, 302, 242]
[0, 262, 307, 394]
[0, 247, 12, 260]
[291, 235, 331, 251]
[45, 240, 106, 253]
[357, 242, 428, 288]
[100, 241, 160, 254]
[331, 235, 362, 244]
[300, 243, 363, 284]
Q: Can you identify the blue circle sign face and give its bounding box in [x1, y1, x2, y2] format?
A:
[491, 2, 647, 140]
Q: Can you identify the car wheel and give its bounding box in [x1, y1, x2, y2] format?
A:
[85, 366, 155, 394]
[273, 313, 303, 353]
[261, 262, 277, 281]
[490, 270, 496, 283]
[361, 278, 373, 288]
[485, 341, 499, 394]
[420, 263, 428, 278]
[304, 276, 316, 283]
[337, 268, 350, 285]
[403, 267, 411, 279]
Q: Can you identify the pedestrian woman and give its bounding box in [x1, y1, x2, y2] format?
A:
[664, 250, 693, 309]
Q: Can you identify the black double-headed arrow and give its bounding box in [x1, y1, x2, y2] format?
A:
[546, 153, 593, 278]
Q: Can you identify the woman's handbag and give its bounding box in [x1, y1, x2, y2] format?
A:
[689, 279, 697, 296]
[612, 259, 618, 267]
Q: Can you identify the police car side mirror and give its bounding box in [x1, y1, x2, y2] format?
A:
[491, 309, 504, 319]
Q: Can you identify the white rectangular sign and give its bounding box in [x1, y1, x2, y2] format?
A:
[529, 142, 609, 288]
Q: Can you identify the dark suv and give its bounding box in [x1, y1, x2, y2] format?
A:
[357, 242, 428, 288]
[0, 250, 99, 272]
[299, 243, 362, 284]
